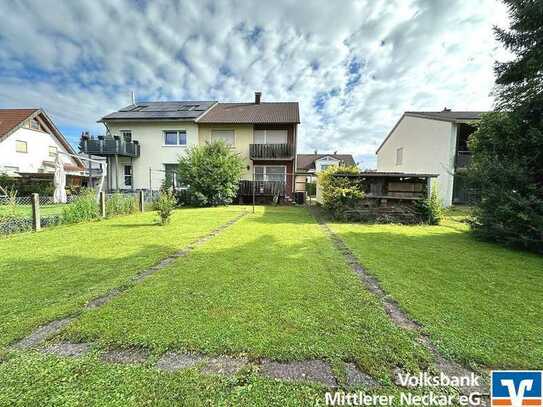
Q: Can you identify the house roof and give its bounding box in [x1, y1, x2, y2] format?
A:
[0, 108, 84, 168]
[404, 111, 488, 122]
[296, 154, 356, 172]
[197, 102, 300, 124]
[0, 109, 39, 138]
[100, 101, 217, 122]
[375, 110, 490, 154]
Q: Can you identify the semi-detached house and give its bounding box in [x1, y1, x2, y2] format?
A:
[83, 93, 299, 201]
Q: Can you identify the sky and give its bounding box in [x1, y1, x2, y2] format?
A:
[0, 0, 510, 168]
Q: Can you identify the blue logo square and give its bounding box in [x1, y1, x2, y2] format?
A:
[491, 371, 543, 407]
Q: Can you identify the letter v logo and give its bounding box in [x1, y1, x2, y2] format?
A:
[501, 379, 533, 407]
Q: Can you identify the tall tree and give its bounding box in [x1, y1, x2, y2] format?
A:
[469, 0, 543, 253]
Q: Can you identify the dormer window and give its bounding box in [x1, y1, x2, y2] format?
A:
[31, 118, 40, 130]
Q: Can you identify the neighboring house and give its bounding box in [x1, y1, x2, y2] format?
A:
[376, 109, 487, 207]
[86, 93, 300, 201]
[295, 153, 356, 192]
[0, 108, 85, 188]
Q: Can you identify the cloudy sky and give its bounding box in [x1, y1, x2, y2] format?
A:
[0, 0, 509, 168]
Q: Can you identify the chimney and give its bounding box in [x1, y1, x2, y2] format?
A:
[334, 150, 337, 155]
[131, 91, 136, 105]
[255, 91, 261, 104]
[314, 149, 318, 155]
[443, 107, 451, 112]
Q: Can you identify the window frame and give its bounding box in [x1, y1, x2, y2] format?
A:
[253, 165, 287, 182]
[163, 163, 181, 188]
[211, 129, 235, 147]
[48, 146, 58, 158]
[15, 140, 28, 153]
[396, 147, 403, 166]
[121, 130, 132, 142]
[30, 118, 40, 130]
[253, 129, 288, 144]
[163, 130, 187, 146]
[124, 165, 133, 187]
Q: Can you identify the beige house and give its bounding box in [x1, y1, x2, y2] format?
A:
[376, 110, 486, 207]
[85, 93, 300, 201]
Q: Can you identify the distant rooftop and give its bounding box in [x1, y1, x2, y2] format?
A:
[100, 101, 217, 121]
[297, 153, 356, 172]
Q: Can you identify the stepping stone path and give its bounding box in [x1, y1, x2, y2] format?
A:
[345, 362, 379, 389]
[101, 348, 150, 364]
[11, 318, 74, 350]
[41, 342, 91, 357]
[202, 355, 248, 375]
[156, 352, 204, 372]
[260, 359, 337, 388]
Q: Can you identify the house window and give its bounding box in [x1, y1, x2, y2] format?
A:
[320, 164, 333, 171]
[396, 147, 403, 165]
[31, 118, 40, 130]
[211, 130, 235, 146]
[48, 146, 58, 158]
[164, 130, 187, 146]
[16, 140, 27, 153]
[124, 165, 132, 187]
[121, 130, 132, 142]
[164, 164, 180, 188]
[254, 129, 287, 144]
[254, 165, 286, 182]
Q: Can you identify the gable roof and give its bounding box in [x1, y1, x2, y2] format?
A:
[100, 101, 217, 122]
[0, 108, 83, 167]
[197, 102, 300, 124]
[0, 109, 38, 139]
[375, 110, 490, 154]
[297, 153, 356, 172]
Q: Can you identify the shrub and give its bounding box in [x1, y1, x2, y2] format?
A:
[319, 165, 363, 218]
[178, 140, 245, 206]
[62, 190, 99, 224]
[106, 193, 137, 217]
[305, 182, 317, 196]
[415, 182, 443, 225]
[153, 190, 176, 225]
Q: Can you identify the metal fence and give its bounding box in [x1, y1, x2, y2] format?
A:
[0, 190, 158, 237]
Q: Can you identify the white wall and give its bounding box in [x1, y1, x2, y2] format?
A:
[104, 121, 199, 190]
[0, 127, 78, 174]
[314, 156, 340, 173]
[376, 115, 456, 206]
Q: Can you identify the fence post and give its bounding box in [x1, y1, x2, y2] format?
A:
[139, 190, 145, 213]
[99, 191, 106, 218]
[31, 193, 41, 231]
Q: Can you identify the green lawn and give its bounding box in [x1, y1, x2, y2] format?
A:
[0, 207, 244, 348]
[61, 206, 430, 379]
[329, 212, 543, 369]
[0, 203, 65, 217]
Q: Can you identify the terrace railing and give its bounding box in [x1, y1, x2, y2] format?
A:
[238, 180, 286, 196]
[81, 138, 140, 158]
[249, 144, 294, 160]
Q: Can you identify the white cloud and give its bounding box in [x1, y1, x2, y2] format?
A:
[0, 0, 509, 168]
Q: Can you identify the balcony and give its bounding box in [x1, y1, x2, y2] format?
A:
[81, 137, 140, 158]
[455, 151, 472, 170]
[238, 180, 286, 196]
[250, 143, 294, 160]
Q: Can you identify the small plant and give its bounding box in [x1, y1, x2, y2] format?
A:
[416, 182, 443, 225]
[62, 189, 99, 224]
[106, 193, 137, 217]
[153, 190, 176, 225]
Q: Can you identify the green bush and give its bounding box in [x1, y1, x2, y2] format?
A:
[178, 140, 245, 206]
[305, 182, 317, 196]
[319, 165, 363, 218]
[106, 193, 136, 217]
[153, 190, 176, 225]
[62, 190, 99, 224]
[415, 182, 443, 225]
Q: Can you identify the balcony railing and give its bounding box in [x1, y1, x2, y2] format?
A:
[250, 143, 294, 160]
[455, 151, 472, 169]
[238, 180, 286, 196]
[81, 138, 140, 158]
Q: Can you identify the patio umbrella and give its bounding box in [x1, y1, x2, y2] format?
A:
[53, 155, 67, 203]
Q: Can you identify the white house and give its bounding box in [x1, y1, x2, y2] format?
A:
[294, 153, 356, 193]
[0, 109, 85, 186]
[376, 110, 486, 207]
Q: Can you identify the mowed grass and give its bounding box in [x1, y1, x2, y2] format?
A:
[0, 207, 244, 348]
[62, 206, 431, 379]
[329, 213, 543, 369]
[0, 352, 323, 406]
